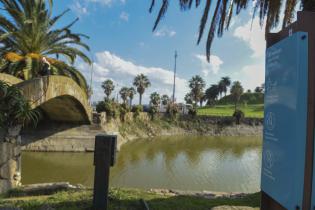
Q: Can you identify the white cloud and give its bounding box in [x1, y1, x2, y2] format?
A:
[153, 27, 176, 38]
[233, 18, 266, 58]
[194, 54, 223, 76]
[232, 62, 265, 91]
[120, 11, 129, 21]
[71, 2, 89, 16]
[78, 51, 188, 103]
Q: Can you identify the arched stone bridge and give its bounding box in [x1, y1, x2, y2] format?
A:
[0, 73, 92, 123]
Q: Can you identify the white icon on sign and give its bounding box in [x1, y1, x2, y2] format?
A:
[264, 150, 274, 169]
[266, 112, 276, 131]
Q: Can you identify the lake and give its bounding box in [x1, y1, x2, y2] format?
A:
[21, 136, 262, 193]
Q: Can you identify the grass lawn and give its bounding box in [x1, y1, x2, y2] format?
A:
[197, 104, 264, 118]
[0, 188, 261, 210]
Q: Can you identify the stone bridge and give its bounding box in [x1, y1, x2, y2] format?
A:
[0, 73, 93, 194]
[0, 73, 92, 123]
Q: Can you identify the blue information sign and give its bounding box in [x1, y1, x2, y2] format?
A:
[261, 32, 308, 209]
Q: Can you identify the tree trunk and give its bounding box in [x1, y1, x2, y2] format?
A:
[129, 98, 132, 107]
[139, 94, 142, 105]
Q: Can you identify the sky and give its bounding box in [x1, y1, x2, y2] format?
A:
[53, 0, 267, 104]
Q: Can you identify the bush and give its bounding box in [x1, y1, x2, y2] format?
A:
[131, 105, 143, 118]
[188, 107, 197, 117]
[119, 103, 130, 122]
[96, 99, 120, 122]
[148, 105, 159, 120]
[233, 109, 245, 125]
[96, 101, 106, 113]
[166, 103, 179, 121]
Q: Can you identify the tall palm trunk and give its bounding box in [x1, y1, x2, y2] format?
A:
[139, 94, 143, 105]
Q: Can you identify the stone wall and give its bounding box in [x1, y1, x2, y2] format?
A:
[0, 131, 21, 194]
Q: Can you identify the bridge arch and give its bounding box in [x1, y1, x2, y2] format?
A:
[0, 74, 92, 123]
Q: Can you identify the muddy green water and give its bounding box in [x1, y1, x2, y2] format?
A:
[21, 136, 262, 193]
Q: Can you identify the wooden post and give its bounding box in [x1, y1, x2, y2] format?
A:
[93, 135, 117, 210]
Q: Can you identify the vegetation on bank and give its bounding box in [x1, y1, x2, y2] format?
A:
[198, 104, 264, 119]
[0, 188, 260, 210]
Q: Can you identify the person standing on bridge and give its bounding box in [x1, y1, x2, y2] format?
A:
[40, 57, 51, 76]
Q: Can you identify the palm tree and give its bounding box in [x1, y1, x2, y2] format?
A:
[150, 0, 313, 61]
[220, 77, 231, 96]
[150, 92, 161, 107]
[0, 0, 91, 90]
[230, 81, 244, 111]
[133, 74, 151, 105]
[189, 75, 206, 106]
[102, 79, 115, 99]
[161, 94, 170, 106]
[119, 87, 130, 104]
[128, 87, 136, 107]
[184, 92, 193, 105]
[205, 84, 220, 105]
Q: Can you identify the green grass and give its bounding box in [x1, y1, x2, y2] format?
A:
[197, 104, 264, 118]
[0, 188, 261, 210]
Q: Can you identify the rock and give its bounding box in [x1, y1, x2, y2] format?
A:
[0, 179, 11, 194]
[0, 159, 17, 180]
[212, 206, 259, 210]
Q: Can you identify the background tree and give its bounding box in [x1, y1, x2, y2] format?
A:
[184, 92, 193, 105]
[150, 92, 161, 107]
[189, 75, 206, 107]
[220, 77, 231, 96]
[255, 86, 263, 93]
[133, 74, 151, 105]
[205, 84, 220, 106]
[119, 87, 130, 104]
[102, 80, 115, 99]
[230, 81, 244, 111]
[128, 87, 136, 107]
[0, 0, 91, 90]
[161, 94, 170, 106]
[149, 0, 314, 61]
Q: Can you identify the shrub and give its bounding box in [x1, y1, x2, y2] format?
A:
[96, 101, 106, 113]
[166, 103, 179, 121]
[188, 107, 197, 117]
[233, 110, 245, 125]
[148, 105, 159, 120]
[119, 103, 130, 122]
[131, 105, 143, 118]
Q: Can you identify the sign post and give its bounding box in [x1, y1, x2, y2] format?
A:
[93, 135, 117, 210]
[261, 12, 315, 210]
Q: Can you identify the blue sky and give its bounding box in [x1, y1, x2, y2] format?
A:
[54, 0, 266, 103]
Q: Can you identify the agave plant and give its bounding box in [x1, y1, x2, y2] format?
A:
[0, 0, 91, 90]
[0, 80, 40, 135]
[150, 0, 315, 61]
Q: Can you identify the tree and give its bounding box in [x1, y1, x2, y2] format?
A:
[150, 0, 313, 61]
[133, 74, 151, 105]
[119, 87, 130, 104]
[188, 75, 206, 106]
[255, 86, 263, 93]
[0, 0, 91, 90]
[0, 80, 40, 132]
[149, 92, 161, 120]
[184, 92, 193, 105]
[102, 80, 115, 99]
[150, 92, 161, 107]
[230, 81, 244, 111]
[128, 87, 136, 107]
[220, 77, 231, 96]
[161, 94, 170, 106]
[205, 84, 220, 105]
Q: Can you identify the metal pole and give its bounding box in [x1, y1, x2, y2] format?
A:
[172, 51, 178, 103]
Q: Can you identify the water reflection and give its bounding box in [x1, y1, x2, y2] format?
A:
[22, 136, 262, 193]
